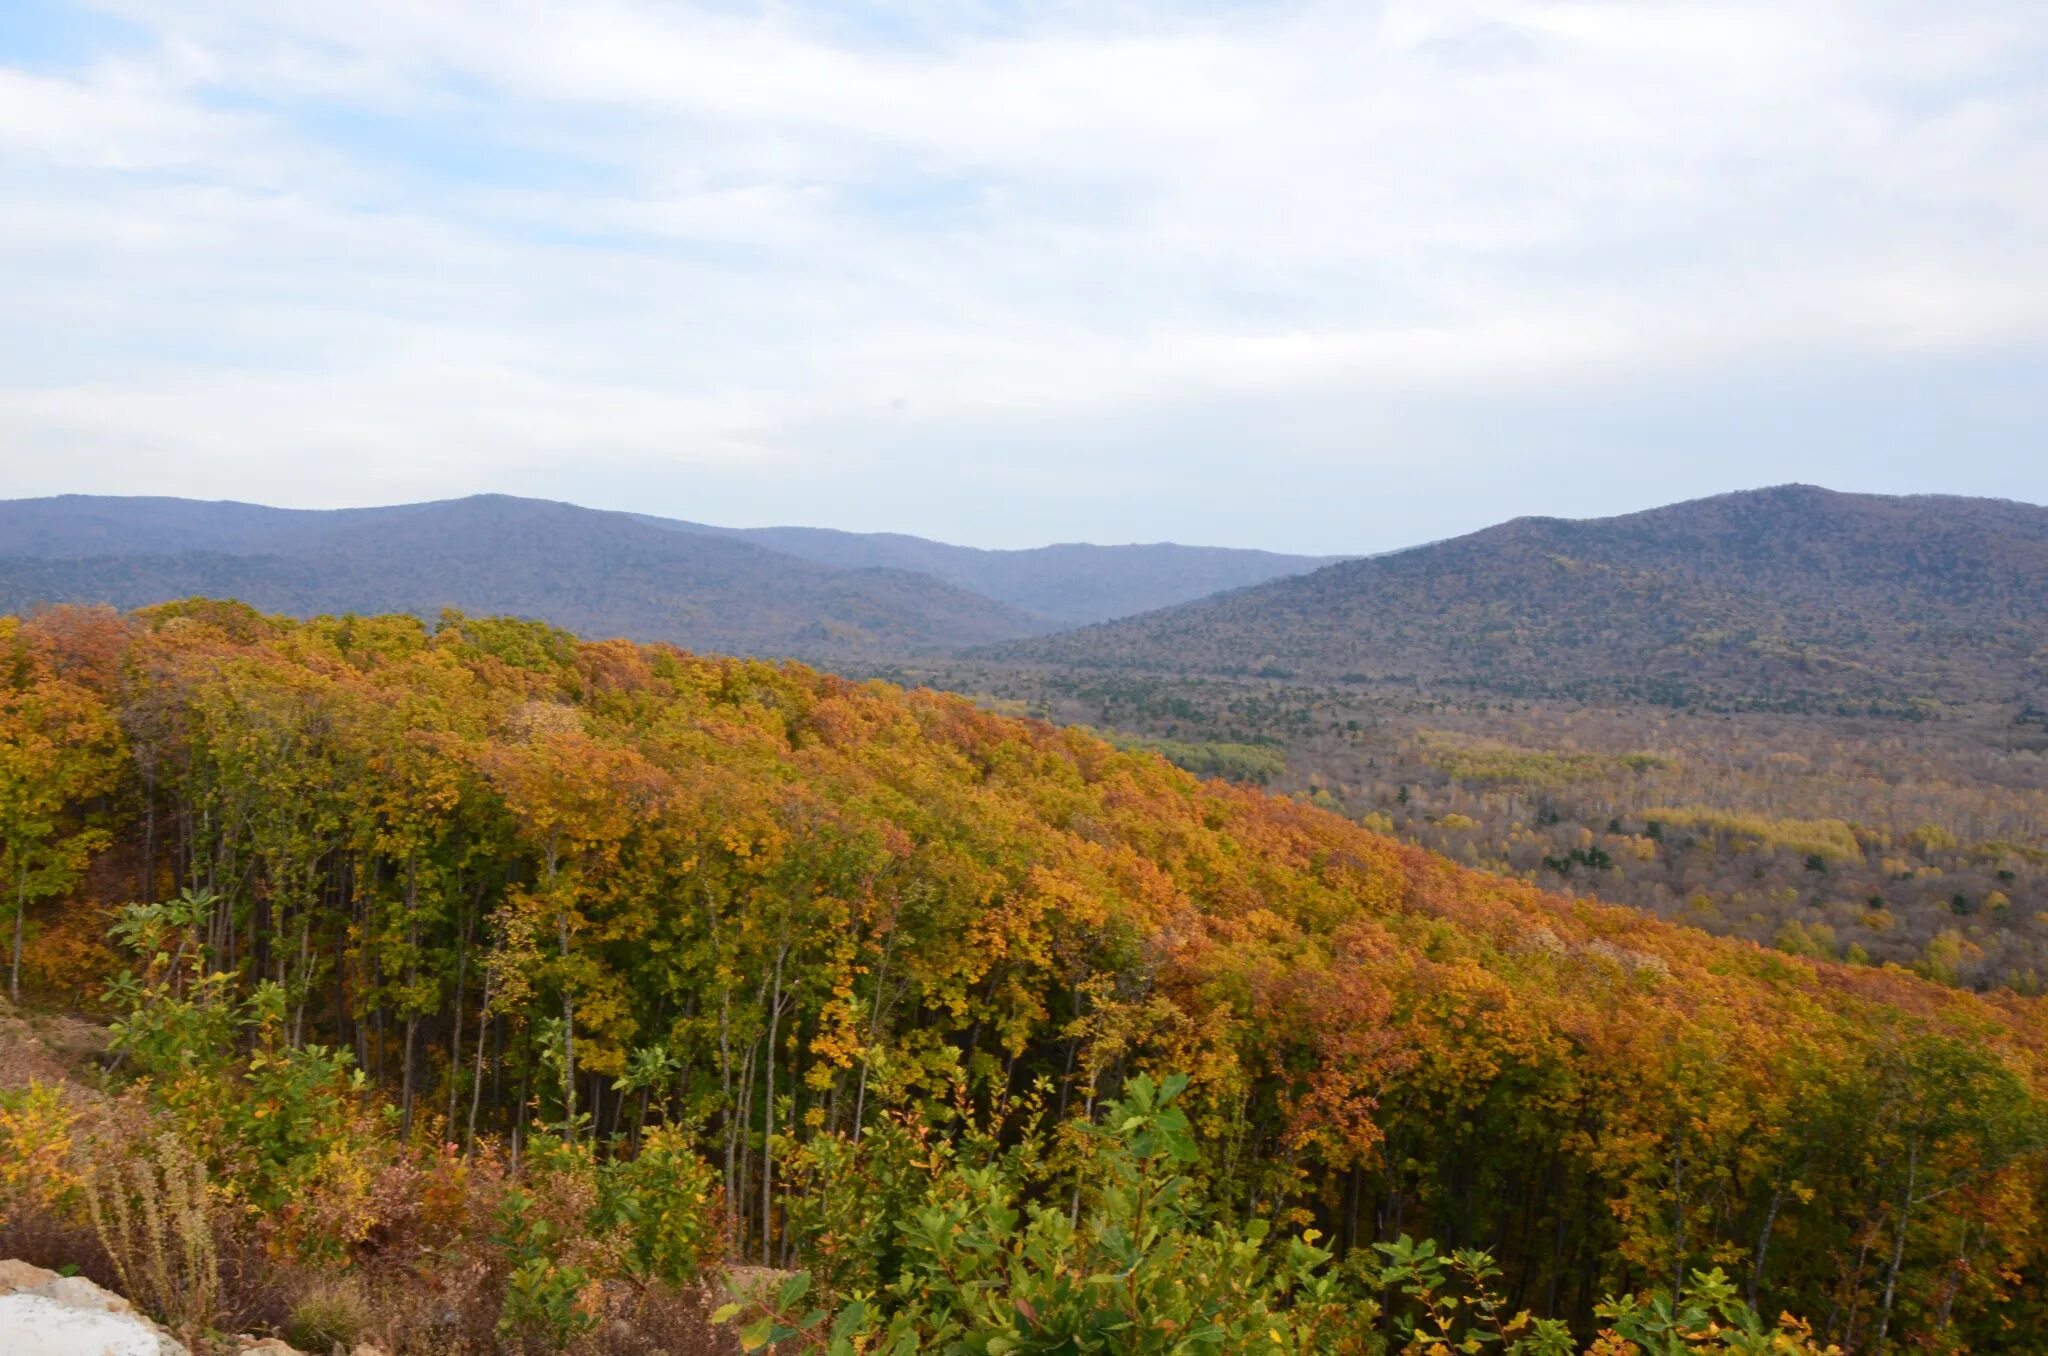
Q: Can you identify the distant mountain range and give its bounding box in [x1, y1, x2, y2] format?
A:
[993, 485, 2048, 710]
[0, 494, 1336, 659]
[648, 518, 1348, 625]
[9, 486, 2043, 708]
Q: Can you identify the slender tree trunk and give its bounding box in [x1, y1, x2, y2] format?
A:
[558, 910, 577, 1139]
[142, 768, 156, 907]
[1876, 1139, 1919, 1352]
[290, 901, 313, 1048]
[720, 979, 738, 1243]
[761, 944, 787, 1267]
[447, 888, 476, 1138]
[400, 854, 420, 1140]
[465, 949, 494, 1152]
[1751, 1185, 1787, 1308]
[539, 836, 576, 1141]
[10, 855, 27, 1006]
[512, 1063, 529, 1175]
[1670, 1132, 1686, 1302]
[851, 927, 895, 1144]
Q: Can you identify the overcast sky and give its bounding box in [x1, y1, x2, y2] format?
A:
[2, 1, 2044, 552]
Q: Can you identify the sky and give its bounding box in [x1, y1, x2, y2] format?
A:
[1, 1, 2044, 553]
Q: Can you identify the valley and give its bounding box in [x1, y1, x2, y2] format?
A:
[1, 482, 2045, 1354]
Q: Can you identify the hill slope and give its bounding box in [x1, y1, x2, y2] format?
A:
[9, 602, 2048, 1346]
[0, 493, 1337, 640]
[654, 518, 1343, 623]
[0, 494, 1055, 659]
[997, 484, 2048, 708]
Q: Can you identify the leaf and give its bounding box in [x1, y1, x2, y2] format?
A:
[830, 1301, 869, 1341]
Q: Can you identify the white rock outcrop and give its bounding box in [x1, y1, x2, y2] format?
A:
[0, 1260, 189, 1356]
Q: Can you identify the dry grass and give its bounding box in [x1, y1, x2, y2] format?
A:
[283, 1273, 371, 1353]
[88, 1132, 222, 1348]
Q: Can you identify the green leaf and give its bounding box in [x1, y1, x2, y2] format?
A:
[711, 1303, 743, 1325]
[830, 1300, 869, 1341]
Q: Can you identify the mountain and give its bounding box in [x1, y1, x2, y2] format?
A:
[0, 494, 1054, 660]
[647, 518, 1344, 624]
[0, 493, 1337, 654]
[994, 485, 2048, 709]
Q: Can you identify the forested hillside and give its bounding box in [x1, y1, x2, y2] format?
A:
[5, 602, 2048, 1352]
[909, 662, 2048, 993]
[658, 519, 1344, 624]
[998, 485, 2048, 711]
[0, 493, 1335, 644]
[0, 496, 1056, 661]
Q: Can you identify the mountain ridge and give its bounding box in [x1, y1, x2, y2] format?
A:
[0, 495, 1057, 660]
[0, 491, 1338, 659]
[645, 515, 1348, 623]
[990, 484, 2048, 709]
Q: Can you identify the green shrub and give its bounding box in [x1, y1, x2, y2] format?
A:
[722, 1073, 1840, 1356]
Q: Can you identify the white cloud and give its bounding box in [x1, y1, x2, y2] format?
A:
[0, 0, 2043, 546]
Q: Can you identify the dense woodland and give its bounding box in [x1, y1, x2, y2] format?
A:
[996, 486, 2048, 711]
[6, 600, 2048, 1352]
[0, 493, 1334, 651]
[904, 662, 2048, 994]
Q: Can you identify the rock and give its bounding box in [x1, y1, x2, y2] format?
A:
[41, 1273, 139, 1314]
[0, 1261, 188, 1356]
[235, 1340, 306, 1356]
[0, 1259, 59, 1293]
[349, 1343, 390, 1356]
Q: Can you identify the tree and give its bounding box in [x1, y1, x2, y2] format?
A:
[0, 625, 123, 1002]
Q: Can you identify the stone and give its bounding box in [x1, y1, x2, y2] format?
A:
[0, 1259, 59, 1293]
[0, 1261, 189, 1356]
[40, 1273, 138, 1314]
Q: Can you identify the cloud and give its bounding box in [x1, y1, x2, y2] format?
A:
[0, 0, 2044, 547]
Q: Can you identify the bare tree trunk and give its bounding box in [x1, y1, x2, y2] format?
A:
[851, 928, 896, 1143]
[1876, 1139, 1919, 1353]
[1750, 1185, 1786, 1308]
[9, 856, 26, 1005]
[290, 900, 313, 1048]
[558, 911, 577, 1139]
[546, 837, 576, 1141]
[720, 979, 737, 1243]
[1670, 1129, 1687, 1302]
[465, 949, 494, 1153]
[761, 944, 787, 1267]
[447, 888, 477, 1137]
[400, 854, 420, 1140]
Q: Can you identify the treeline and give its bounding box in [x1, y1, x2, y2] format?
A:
[9, 601, 2048, 1349]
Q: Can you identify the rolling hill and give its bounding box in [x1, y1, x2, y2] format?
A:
[0, 493, 1336, 656]
[652, 518, 1345, 623]
[993, 484, 2048, 709]
[11, 601, 2048, 1347]
[0, 494, 1054, 660]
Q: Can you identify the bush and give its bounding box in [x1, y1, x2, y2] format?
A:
[723, 1073, 1840, 1356]
[595, 1126, 724, 1287]
[0, 1080, 81, 1228]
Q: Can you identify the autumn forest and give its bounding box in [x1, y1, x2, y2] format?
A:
[3, 594, 2047, 1354]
